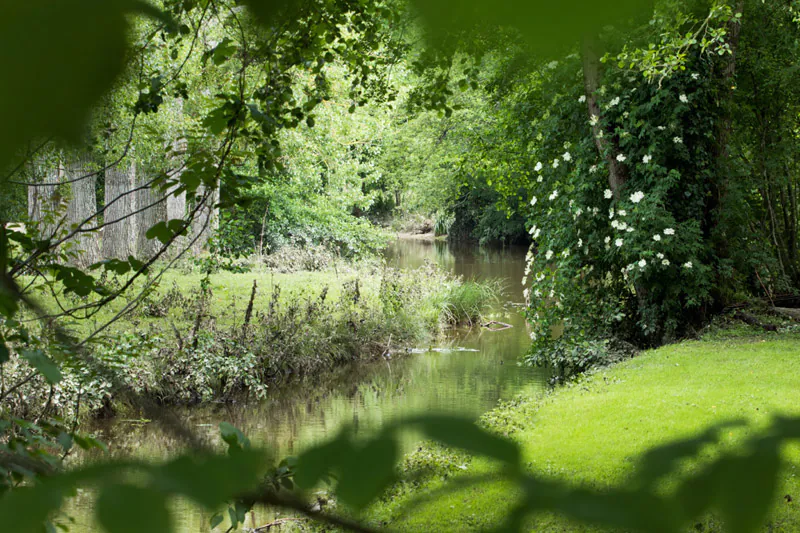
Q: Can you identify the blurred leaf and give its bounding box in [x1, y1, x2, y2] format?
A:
[19, 348, 62, 384]
[409, 0, 651, 57]
[219, 422, 251, 452]
[0, 484, 66, 533]
[0, 0, 165, 171]
[294, 433, 352, 489]
[634, 421, 744, 488]
[96, 483, 172, 533]
[154, 451, 265, 509]
[0, 332, 9, 364]
[411, 415, 521, 466]
[717, 439, 782, 533]
[336, 432, 399, 511]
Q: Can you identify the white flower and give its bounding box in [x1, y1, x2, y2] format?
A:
[623, 111, 630, 118]
[552, 159, 560, 169]
[616, 153, 627, 162]
[563, 151, 572, 162]
[626, 227, 634, 233]
[611, 220, 620, 229]
[523, 288, 529, 299]
[609, 96, 620, 107]
[575, 208, 583, 217]
[536, 273, 545, 282]
[618, 209, 627, 217]
[529, 224, 538, 235]
[530, 196, 537, 206]
[656, 253, 664, 259]
[630, 191, 645, 204]
[534, 289, 542, 297]
[683, 261, 693, 269]
[663, 228, 675, 235]
[562, 249, 570, 258]
[521, 276, 527, 286]
[578, 95, 586, 103]
[679, 94, 689, 103]
[609, 209, 615, 219]
[534, 161, 543, 172]
[673, 136, 683, 144]
[545, 250, 554, 260]
[549, 190, 559, 201]
[577, 238, 583, 247]
[657, 126, 666, 131]
[604, 189, 613, 199]
[590, 165, 598, 174]
[589, 114, 599, 126]
[618, 221, 628, 230]
[537, 175, 543, 183]
[662, 259, 670, 266]
[642, 154, 652, 164]
[691, 73, 700, 80]
[597, 130, 604, 139]
[615, 238, 624, 247]
[653, 234, 662, 242]
[604, 236, 611, 244]
[569, 199, 574, 207]
[638, 259, 647, 268]
[627, 263, 635, 271]
[532, 227, 541, 239]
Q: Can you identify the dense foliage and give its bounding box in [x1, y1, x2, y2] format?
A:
[3, 0, 800, 532]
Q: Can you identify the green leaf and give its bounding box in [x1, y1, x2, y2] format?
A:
[294, 434, 352, 489]
[0, 333, 9, 364]
[0, 0, 165, 171]
[96, 484, 172, 533]
[19, 348, 62, 384]
[716, 439, 782, 533]
[154, 451, 265, 509]
[219, 422, 250, 452]
[145, 221, 172, 245]
[336, 432, 399, 511]
[411, 415, 521, 466]
[210, 513, 224, 530]
[0, 484, 67, 533]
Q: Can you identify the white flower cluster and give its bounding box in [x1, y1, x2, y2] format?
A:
[578, 95, 586, 103]
[589, 165, 598, 174]
[549, 190, 559, 201]
[679, 94, 689, 103]
[642, 154, 652, 164]
[630, 191, 645, 203]
[616, 153, 627, 162]
[535, 161, 543, 172]
[604, 189, 613, 199]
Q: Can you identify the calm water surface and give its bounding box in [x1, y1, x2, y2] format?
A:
[70, 238, 546, 530]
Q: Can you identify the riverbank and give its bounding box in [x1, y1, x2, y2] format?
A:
[4, 259, 501, 419]
[371, 324, 800, 532]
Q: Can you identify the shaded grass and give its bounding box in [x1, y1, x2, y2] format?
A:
[371, 330, 800, 532]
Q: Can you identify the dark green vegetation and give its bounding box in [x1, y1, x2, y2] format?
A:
[3, 0, 800, 532]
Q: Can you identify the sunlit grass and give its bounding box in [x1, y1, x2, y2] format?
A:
[372, 331, 800, 532]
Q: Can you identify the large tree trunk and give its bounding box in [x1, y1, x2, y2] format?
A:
[103, 159, 137, 260]
[165, 139, 188, 258]
[27, 155, 66, 240]
[64, 155, 101, 268]
[581, 35, 628, 199]
[190, 185, 219, 256]
[135, 174, 168, 261]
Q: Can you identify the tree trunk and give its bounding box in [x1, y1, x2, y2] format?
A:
[64, 155, 101, 268]
[135, 174, 168, 261]
[27, 155, 65, 240]
[103, 159, 137, 260]
[581, 35, 628, 199]
[190, 185, 219, 256]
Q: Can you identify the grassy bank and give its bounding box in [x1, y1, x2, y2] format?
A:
[3, 259, 500, 418]
[372, 325, 800, 532]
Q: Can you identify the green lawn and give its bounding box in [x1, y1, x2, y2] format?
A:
[373, 331, 800, 532]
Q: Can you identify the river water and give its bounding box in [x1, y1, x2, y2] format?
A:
[70, 238, 547, 530]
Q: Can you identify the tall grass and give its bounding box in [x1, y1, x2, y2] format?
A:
[436, 279, 504, 327]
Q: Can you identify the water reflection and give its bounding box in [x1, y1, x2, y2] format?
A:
[70, 238, 545, 531]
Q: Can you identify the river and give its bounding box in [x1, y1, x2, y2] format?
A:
[69, 238, 547, 531]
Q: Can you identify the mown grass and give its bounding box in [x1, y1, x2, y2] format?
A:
[371, 327, 800, 532]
